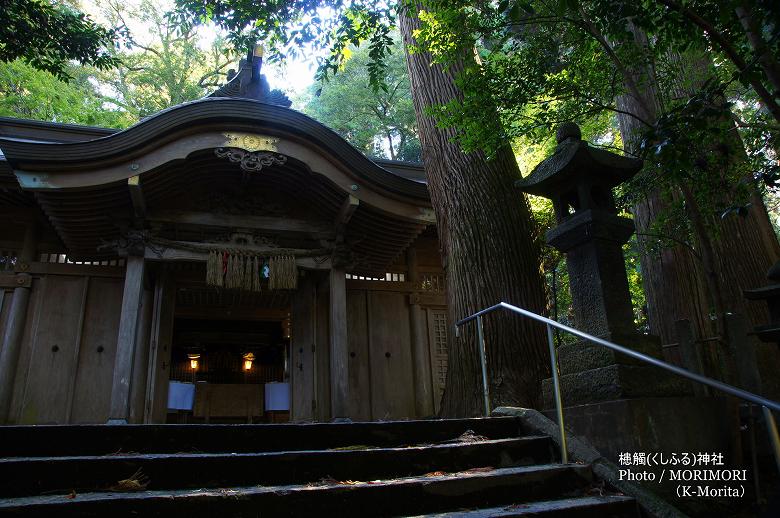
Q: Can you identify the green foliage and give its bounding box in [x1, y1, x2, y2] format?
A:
[299, 33, 420, 161]
[97, 0, 237, 119]
[0, 0, 119, 80]
[0, 0, 239, 127]
[0, 58, 131, 127]
[172, 0, 395, 91]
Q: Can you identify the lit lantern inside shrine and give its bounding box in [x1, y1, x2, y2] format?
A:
[243, 352, 255, 371]
[188, 353, 201, 370]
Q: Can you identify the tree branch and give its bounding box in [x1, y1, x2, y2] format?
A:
[654, 0, 780, 124]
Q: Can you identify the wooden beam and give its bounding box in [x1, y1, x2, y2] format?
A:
[108, 255, 145, 424]
[148, 210, 334, 238]
[334, 195, 359, 244]
[329, 267, 349, 418]
[177, 331, 276, 344]
[143, 245, 332, 270]
[0, 273, 31, 289]
[334, 195, 359, 230]
[174, 306, 290, 321]
[346, 279, 416, 292]
[127, 175, 147, 221]
[21, 262, 125, 278]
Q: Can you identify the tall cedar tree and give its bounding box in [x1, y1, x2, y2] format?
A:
[399, 5, 549, 415]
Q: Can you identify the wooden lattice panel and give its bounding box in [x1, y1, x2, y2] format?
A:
[429, 309, 448, 412]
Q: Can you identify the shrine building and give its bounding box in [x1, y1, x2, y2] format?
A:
[0, 50, 449, 425]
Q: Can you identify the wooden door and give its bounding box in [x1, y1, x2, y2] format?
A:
[367, 291, 415, 419]
[290, 275, 316, 421]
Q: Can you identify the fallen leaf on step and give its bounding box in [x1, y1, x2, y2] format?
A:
[460, 467, 494, 474]
[585, 481, 605, 496]
[441, 430, 489, 444]
[65, 490, 77, 499]
[108, 468, 150, 492]
[424, 471, 447, 477]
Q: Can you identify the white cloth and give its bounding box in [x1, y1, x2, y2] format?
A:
[264, 382, 290, 411]
[167, 381, 195, 410]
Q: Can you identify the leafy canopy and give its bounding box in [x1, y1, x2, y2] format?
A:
[172, 0, 395, 90]
[0, 0, 120, 80]
[97, 0, 237, 119]
[299, 33, 420, 161]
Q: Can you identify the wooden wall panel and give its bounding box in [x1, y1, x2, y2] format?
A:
[129, 287, 154, 423]
[346, 290, 371, 420]
[290, 275, 315, 421]
[9, 277, 43, 423]
[368, 291, 414, 419]
[146, 273, 176, 423]
[0, 289, 12, 356]
[70, 277, 123, 423]
[17, 275, 87, 424]
[315, 276, 331, 421]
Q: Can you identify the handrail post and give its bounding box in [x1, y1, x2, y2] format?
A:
[546, 323, 568, 463]
[476, 315, 490, 417]
[763, 406, 780, 474]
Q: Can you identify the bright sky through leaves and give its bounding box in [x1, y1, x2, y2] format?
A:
[82, 0, 322, 98]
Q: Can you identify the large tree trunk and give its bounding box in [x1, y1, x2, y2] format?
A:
[617, 90, 714, 347]
[618, 46, 780, 373]
[399, 7, 549, 415]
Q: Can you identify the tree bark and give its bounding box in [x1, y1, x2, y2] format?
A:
[399, 7, 549, 415]
[615, 44, 715, 347]
[618, 45, 780, 358]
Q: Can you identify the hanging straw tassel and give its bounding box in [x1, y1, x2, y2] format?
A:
[243, 253, 254, 291]
[233, 254, 245, 290]
[206, 250, 225, 287]
[252, 256, 262, 292]
[215, 252, 225, 288]
[225, 253, 237, 289]
[269, 255, 297, 290]
[224, 254, 233, 289]
[206, 250, 218, 286]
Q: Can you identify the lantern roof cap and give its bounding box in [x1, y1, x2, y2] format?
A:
[516, 123, 642, 197]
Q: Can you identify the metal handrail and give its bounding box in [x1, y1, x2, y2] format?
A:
[455, 301, 780, 471]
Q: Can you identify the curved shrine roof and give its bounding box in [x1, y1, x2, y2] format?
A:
[0, 100, 431, 273]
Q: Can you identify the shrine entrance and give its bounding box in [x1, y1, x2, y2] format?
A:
[140, 262, 293, 424]
[0, 99, 437, 426]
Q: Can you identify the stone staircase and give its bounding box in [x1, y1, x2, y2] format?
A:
[0, 417, 640, 517]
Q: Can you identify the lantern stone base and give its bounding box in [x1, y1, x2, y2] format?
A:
[542, 363, 691, 408]
[556, 333, 663, 375]
[542, 333, 689, 408]
[539, 397, 742, 517]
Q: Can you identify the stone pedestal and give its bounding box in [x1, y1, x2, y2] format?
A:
[542, 397, 739, 515]
[542, 333, 690, 408]
[547, 209, 636, 337]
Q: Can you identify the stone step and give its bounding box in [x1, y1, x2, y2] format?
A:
[0, 464, 597, 517]
[0, 436, 555, 498]
[410, 495, 639, 517]
[0, 417, 523, 457]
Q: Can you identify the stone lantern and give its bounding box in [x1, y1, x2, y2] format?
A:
[517, 122, 640, 339]
[511, 123, 733, 475]
[518, 123, 685, 407]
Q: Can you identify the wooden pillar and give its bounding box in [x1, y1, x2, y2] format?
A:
[108, 255, 146, 424]
[0, 221, 38, 423]
[407, 248, 434, 417]
[329, 267, 349, 418]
